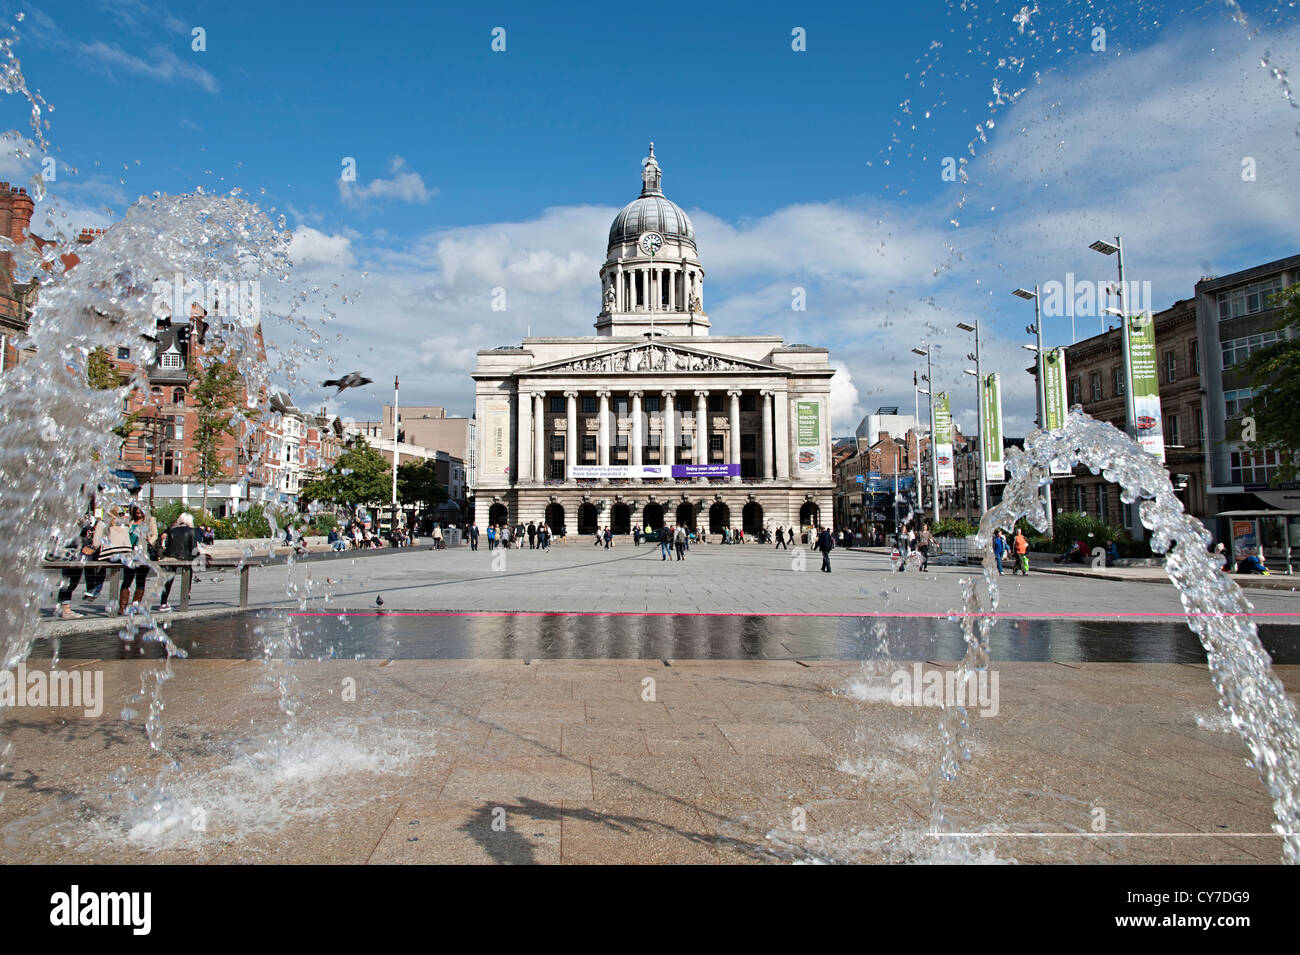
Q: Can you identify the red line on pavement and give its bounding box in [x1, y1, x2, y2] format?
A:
[287, 611, 1300, 619]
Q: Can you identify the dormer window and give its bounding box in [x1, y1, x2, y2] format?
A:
[160, 351, 183, 370]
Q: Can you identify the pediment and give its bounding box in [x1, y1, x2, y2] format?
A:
[526, 342, 781, 375]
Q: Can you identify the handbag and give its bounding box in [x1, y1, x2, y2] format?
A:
[97, 524, 134, 559]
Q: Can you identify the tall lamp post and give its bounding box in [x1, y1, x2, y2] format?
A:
[912, 370, 925, 523]
[140, 398, 170, 511]
[910, 346, 941, 523]
[1012, 286, 1053, 521]
[957, 319, 987, 515]
[390, 375, 400, 541]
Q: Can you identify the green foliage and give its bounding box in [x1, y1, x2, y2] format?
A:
[188, 356, 248, 513]
[931, 517, 977, 538]
[298, 437, 392, 518]
[87, 346, 143, 439]
[1241, 283, 1300, 484]
[310, 513, 338, 534]
[396, 459, 449, 508]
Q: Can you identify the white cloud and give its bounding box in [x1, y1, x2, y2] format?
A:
[829, 363, 864, 434]
[290, 227, 355, 267]
[338, 157, 435, 208]
[79, 41, 218, 94]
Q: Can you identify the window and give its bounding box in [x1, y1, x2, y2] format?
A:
[616, 433, 628, 449]
[582, 435, 596, 453]
[1070, 378, 1082, 404]
[1163, 350, 1177, 383]
[1112, 367, 1126, 396]
[740, 395, 755, 412]
[1221, 329, 1287, 369]
[1195, 408, 1204, 445]
[741, 433, 756, 454]
[172, 387, 185, 405]
[117, 347, 130, 360]
[551, 435, 564, 452]
[680, 433, 693, 450]
[645, 396, 660, 413]
[615, 398, 629, 417]
[710, 434, 724, 452]
[1217, 277, 1283, 320]
[1090, 373, 1103, 401]
[171, 415, 184, 440]
[550, 397, 564, 413]
[1230, 449, 1281, 485]
[1076, 485, 1087, 512]
[708, 395, 723, 413]
[1225, 388, 1256, 418]
[1190, 339, 1200, 374]
[162, 450, 181, 476]
[160, 351, 183, 369]
[582, 397, 597, 413]
[1164, 414, 1180, 446]
[549, 460, 565, 479]
[1099, 487, 1110, 524]
[648, 433, 661, 448]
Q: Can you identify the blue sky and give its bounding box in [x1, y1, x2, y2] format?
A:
[5, 0, 1300, 435]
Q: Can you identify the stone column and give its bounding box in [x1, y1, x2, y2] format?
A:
[517, 388, 532, 483]
[651, 269, 658, 311]
[598, 390, 611, 471]
[761, 390, 775, 480]
[630, 390, 643, 468]
[565, 391, 578, 481]
[615, 265, 623, 312]
[695, 390, 709, 480]
[662, 390, 676, 472]
[639, 270, 646, 310]
[728, 389, 741, 483]
[774, 391, 790, 480]
[533, 391, 546, 483]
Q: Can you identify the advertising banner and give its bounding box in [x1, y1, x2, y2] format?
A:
[482, 397, 511, 477]
[1231, 519, 1258, 561]
[982, 373, 1005, 483]
[569, 463, 739, 480]
[934, 392, 955, 488]
[1041, 347, 1073, 476]
[796, 401, 821, 471]
[1125, 311, 1166, 464]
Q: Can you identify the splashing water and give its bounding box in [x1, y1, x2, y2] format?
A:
[928, 409, 1300, 863]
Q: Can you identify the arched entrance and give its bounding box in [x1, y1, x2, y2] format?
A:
[545, 503, 566, 535]
[675, 502, 696, 530]
[488, 503, 509, 527]
[742, 501, 763, 535]
[709, 501, 730, 533]
[643, 503, 664, 530]
[799, 501, 820, 530]
[611, 502, 631, 535]
[578, 502, 598, 535]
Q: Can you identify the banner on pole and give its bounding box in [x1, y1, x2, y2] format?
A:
[796, 401, 822, 471]
[934, 392, 955, 488]
[982, 373, 1005, 483]
[1125, 311, 1166, 464]
[1042, 348, 1072, 476]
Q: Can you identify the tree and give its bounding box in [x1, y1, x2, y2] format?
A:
[86, 346, 142, 440]
[396, 458, 449, 509]
[1241, 282, 1300, 484]
[298, 437, 392, 521]
[189, 356, 247, 515]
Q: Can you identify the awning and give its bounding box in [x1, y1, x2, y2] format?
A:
[1215, 510, 1300, 518]
[104, 469, 141, 491]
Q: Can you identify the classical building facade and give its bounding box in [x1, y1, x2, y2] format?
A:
[471, 145, 834, 537]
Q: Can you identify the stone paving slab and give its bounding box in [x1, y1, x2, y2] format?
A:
[2, 657, 1295, 863]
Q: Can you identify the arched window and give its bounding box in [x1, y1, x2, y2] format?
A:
[172, 387, 186, 405]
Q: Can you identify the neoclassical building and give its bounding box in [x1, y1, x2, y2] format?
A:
[471, 145, 834, 538]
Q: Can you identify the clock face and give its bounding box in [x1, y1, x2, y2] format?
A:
[639, 231, 664, 256]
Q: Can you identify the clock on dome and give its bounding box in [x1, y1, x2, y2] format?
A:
[638, 231, 664, 256]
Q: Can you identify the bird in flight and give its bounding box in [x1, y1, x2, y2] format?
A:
[323, 372, 373, 395]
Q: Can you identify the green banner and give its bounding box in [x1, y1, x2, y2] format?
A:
[982, 373, 1004, 482]
[1042, 347, 1068, 431]
[796, 400, 821, 471]
[1124, 311, 1166, 463]
[933, 392, 954, 488]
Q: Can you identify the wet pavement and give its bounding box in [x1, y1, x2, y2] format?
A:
[30, 610, 1300, 664]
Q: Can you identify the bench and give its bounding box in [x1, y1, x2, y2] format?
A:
[42, 556, 260, 613]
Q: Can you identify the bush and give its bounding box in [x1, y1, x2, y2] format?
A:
[311, 513, 338, 535]
[931, 517, 977, 538]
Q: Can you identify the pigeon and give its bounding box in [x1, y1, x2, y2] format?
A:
[323, 372, 373, 395]
[375, 595, 384, 607]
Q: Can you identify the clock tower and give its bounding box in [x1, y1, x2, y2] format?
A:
[596, 143, 710, 337]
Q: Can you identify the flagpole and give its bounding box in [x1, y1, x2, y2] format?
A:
[391, 375, 399, 540]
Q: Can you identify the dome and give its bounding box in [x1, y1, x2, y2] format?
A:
[607, 142, 696, 250]
[608, 195, 695, 248]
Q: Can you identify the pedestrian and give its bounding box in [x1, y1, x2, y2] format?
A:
[815, 525, 835, 572]
[94, 506, 137, 615]
[633, 525, 642, 546]
[51, 515, 95, 619]
[1013, 529, 1030, 575]
[470, 522, 480, 551]
[906, 524, 917, 557]
[918, 523, 934, 572]
[77, 510, 109, 603]
[528, 521, 537, 549]
[487, 524, 496, 550]
[775, 526, 786, 550]
[433, 523, 444, 550]
[674, 523, 687, 560]
[660, 524, 672, 561]
[992, 529, 1006, 575]
[157, 512, 201, 611]
[603, 526, 612, 550]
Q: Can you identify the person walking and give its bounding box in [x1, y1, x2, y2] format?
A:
[633, 525, 641, 547]
[469, 523, 479, 551]
[775, 526, 787, 550]
[433, 523, 444, 550]
[527, 521, 536, 549]
[815, 525, 835, 573]
[918, 524, 934, 572]
[660, 524, 672, 561]
[603, 526, 612, 550]
[157, 511, 201, 611]
[992, 529, 1006, 575]
[674, 523, 687, 560]
[1013, 529, 1030, 576]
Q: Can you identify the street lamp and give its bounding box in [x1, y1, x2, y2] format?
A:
[956, 319, 987, 514]
[1012, 286, 1053, 521]
[911, 346, 941, 522]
